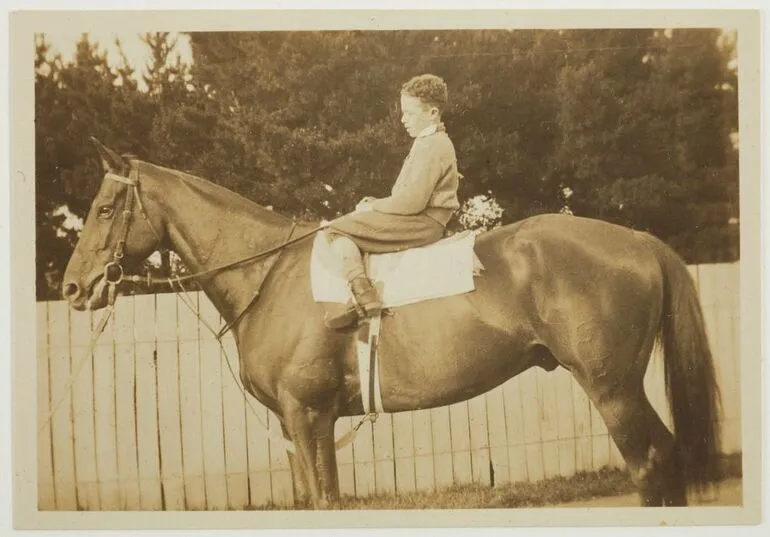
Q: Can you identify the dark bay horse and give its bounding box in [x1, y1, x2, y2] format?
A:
[62, 139, 721, 509]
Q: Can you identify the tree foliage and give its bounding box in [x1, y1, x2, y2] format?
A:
[34, 29, 739, 300]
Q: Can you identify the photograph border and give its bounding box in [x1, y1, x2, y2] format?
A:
[9, 8, 763, 530]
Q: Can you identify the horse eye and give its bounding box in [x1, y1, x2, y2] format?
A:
[97, 206, 114, 219]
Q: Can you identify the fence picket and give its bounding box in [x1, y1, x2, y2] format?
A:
[725, 262, 742, 453]
[373, 413, 397, 494]
[197, 293, 229, 510]
[335, 416, 357, 496]
[570, 372, 593, 475]
[537, 369, 561, 478]
[48, 301, 77, 510]
[448, 402, 472, 485]
[267, 411, 294, 506]
[352, 417, 376, 497]
[412, 409, 435, 491]
[484, 388, 509, 486]
[218, 331, 250, 509]
[468, 394, 491, 486]
[176, 292, 207, 509]
[91, 306, 120, 510]
[245, 398, 273, 507]
[391, 411, 416, 493]
[519, 369, 544, 482]
[69, 308, 100, 510]
[430, 406, 454, 489]
[589, 397, 611, 471]
[36, 302, 55, 510]
[700, 264, 742, 453]
[502, 377, 528, 483]
[155, 293, 185, 509]
[133, 293, 163, 509]
[554, 368, 577, 478]
[113, 296, 142, 509]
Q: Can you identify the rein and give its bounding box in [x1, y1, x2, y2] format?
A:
[103, 170, 326, 291]
[43, 165, 369, 452]
[125, 221, 325, 287]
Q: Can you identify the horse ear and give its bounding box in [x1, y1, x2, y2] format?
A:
[90, 137, 127, 174]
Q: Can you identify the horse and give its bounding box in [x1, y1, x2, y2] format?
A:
[61, 138, 722, 509]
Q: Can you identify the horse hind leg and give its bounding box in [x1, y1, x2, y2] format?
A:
[581, 381, 686, 506]
[635, 435, 687, 507]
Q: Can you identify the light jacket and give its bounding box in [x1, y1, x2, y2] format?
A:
[371, 123, 461, 226]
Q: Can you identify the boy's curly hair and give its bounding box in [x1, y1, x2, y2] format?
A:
[401, 74, 448, 112]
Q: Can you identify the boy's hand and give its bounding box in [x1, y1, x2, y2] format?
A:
[355, 196, 377, 213]
[355, 200, 374, 213]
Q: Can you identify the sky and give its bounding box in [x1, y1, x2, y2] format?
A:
[37, 30, 194, 229]
[37, 30, 193, 91]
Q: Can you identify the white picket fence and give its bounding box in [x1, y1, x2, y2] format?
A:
[36, 262, 741, 510]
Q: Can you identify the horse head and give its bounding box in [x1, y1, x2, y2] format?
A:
[62, 138, 166, 311]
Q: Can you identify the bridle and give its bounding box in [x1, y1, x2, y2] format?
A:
[99, 163, 323, 332]
[101, 166, 164, 294]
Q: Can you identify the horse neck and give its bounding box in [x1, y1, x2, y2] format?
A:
[143, 163, 292, 321]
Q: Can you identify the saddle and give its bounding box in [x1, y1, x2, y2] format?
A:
[310, 230, 484, 310]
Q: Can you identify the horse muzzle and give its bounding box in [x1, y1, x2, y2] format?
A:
[62, 271, 110, 311]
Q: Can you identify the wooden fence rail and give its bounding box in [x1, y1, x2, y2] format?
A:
[36, 262, 741, 510]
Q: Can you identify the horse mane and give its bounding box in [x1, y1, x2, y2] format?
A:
[136, 159, 294, 227]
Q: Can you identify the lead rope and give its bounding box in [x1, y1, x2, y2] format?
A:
[166, 276, 374, 453]
[166, 277, 295, 453]
[38, 283, 118, 434]
[39, 273, 372, 451]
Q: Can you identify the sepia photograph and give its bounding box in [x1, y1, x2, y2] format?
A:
[8, 6, 763, 531]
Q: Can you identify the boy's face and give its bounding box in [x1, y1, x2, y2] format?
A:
[400, 94, 439, 138]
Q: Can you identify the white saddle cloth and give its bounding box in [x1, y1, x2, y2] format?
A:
[310, 230, 482, 308]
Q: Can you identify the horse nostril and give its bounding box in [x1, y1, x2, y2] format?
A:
[63, 282, 81, 300]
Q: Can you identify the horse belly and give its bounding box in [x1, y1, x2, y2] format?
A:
[377, 319, 535, 413]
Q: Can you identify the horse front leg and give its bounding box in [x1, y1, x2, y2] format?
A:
[314, 412, 341, 504]
[281, 401, 337, 509]
[281, 422, 312, 508]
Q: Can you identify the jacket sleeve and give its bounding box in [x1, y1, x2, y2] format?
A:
[371, 140, 447, 215]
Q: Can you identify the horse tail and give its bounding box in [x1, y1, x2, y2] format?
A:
[651, 236, 722, 490]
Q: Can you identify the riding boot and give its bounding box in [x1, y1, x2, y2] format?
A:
[324, 237, 383, 329]
[324, 276, 383, 329]
[350, 276, 384, 317]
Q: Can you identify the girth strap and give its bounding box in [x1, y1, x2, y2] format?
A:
[357, 311, 384, 416]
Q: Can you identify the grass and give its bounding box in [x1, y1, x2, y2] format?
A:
[339, 467, 635, 510]
[249, 453, 742, 510]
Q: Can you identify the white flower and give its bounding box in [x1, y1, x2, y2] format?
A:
[458, 194, 504, 232]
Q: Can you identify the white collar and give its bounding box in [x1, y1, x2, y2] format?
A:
[416, 124, 439, 138]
